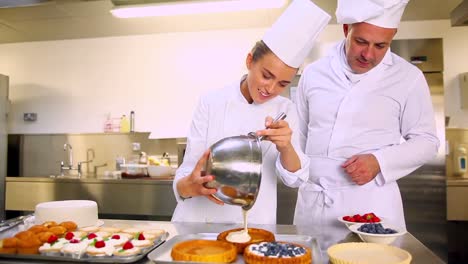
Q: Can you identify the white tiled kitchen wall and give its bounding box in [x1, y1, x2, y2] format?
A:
[0, 20, 467, 137]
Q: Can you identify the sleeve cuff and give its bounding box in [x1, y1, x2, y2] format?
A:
[372, 152, 387, 186]
[275, 155, 309, 187]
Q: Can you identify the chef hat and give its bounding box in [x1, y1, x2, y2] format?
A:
[336, 0, 409, 28]
[262, 0, 331, 68]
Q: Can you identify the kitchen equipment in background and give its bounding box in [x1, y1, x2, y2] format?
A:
[459, 72, 468, 109]
[0, 74, 9, 221]
[119, 114, 130, 133]
[177, 141, 187, 167]
[130, 110, 135, 132]
[120, 164, 148, 178]
[204, 112, 286, 210]
[454, 144, 468, 177]
[391, 38, 447, 262]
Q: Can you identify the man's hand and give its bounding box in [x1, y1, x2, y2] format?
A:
[341, 154, 381, 185]
[176, 150, 224, 205]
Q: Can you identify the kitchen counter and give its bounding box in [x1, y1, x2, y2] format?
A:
[6, 177, 176, 217]
[0, 219, 445, 264]
[447, 177, 468, 186]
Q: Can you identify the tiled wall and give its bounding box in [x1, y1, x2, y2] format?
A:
[10, 133, 183, 177]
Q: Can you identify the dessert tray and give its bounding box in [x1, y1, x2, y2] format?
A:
[0, 215, 169, 263]
[147, 232, 322, 264]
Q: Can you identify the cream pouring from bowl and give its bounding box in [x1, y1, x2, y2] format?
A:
[204, 112, 287, 210]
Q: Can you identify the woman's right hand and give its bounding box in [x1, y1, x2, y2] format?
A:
[176, 149, 224, 205]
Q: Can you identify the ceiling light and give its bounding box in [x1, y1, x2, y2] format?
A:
[110, 0, 287, 18]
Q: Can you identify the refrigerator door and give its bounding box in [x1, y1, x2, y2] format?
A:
[0, 74, 8, 221]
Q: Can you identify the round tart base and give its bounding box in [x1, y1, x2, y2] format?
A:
[327, 242, 412, 264]
[171, 239, 237, 263]
[243, 241, 311, 264]
[217, 228, 275, 253]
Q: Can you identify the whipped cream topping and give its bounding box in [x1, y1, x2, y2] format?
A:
[61, 241, 88, 255]
[107, 235, 129, 247]
[114, 246, 141, 256]
[131, 239, 152, 248]
[86, 243, 115, 256]
[39, 238, 68, 251]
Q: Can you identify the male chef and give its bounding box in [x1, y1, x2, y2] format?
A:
[292, 0, 440, 243]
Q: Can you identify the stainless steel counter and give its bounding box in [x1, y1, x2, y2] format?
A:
[6, 177, 176, 217]
[0, 219, 445, 264]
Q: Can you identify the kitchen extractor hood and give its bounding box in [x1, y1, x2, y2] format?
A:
[0, 0, 51, 8]
[110, 0, 286, 18]
[451, 0, 468, 26]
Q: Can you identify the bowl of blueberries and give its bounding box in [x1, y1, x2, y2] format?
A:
[349, 223, 407, 245]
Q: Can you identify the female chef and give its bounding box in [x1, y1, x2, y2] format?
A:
[171, 0, 330, 224]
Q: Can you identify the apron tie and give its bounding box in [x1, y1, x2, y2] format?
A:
[305, 177, 354, 208]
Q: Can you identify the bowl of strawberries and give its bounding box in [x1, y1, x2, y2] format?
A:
[338, 212, 383, 227]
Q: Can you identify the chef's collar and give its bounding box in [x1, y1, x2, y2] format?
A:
[339, 40, 393, 84]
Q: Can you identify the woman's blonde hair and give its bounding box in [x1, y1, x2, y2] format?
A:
[250, 40, 272, 62]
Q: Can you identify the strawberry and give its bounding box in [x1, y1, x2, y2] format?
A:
[111, 234, 120, 240]
[88, 233, 97, 239]
[138, 233, 145, 240]
[374, 216, 381, 222]
[95, 240, 105, 248]
[122, 241, 134, 250]
[342, 216, 352, 221]
[65, 232, 74, 240]
[47, 234, 58, 244]
[70, 239, 80, 244]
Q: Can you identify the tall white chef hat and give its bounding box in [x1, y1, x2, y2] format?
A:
[336, 0, 409, 29]
[262, 0, 331, 68]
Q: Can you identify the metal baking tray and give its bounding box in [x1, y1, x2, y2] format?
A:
[0, 217, 169, 263]
[147, 233, 322, 264]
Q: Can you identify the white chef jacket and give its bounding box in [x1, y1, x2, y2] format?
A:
[171, 77, 309, 224]
[294, 40, 439, 245]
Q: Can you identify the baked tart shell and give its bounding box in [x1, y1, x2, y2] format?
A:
[171, 239, 237, 263]
[217, 228, 275, 253]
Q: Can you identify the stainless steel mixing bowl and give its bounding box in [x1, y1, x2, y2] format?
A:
[204, 112, 286, 210]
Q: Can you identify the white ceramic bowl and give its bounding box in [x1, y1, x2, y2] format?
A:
[147, 165, 172, 178]
[337, 216, 385, 227]
[349, 223, 407, 245]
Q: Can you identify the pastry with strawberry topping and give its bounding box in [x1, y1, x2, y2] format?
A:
[122, 228, 142, 236]
[63, 231, 87, 241]
[78, 226, 100, 233]
[98, 227, 121, 233]
[112, 232, 134, 240]
[130, 233, 152, 249]
[114, 241, 142, 257]
[38, 235, 68, 256]
[82, 233, 103, 245]
[95, 231, 111, 239]
[86, 240, 114, 257]
[107, 234, 129, 247]
[60, 238, 88, 258]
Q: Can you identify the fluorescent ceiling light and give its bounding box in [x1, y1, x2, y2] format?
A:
[110, 0, 287, 18]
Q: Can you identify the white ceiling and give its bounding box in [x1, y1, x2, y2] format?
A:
[0, 0, 463, 44]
